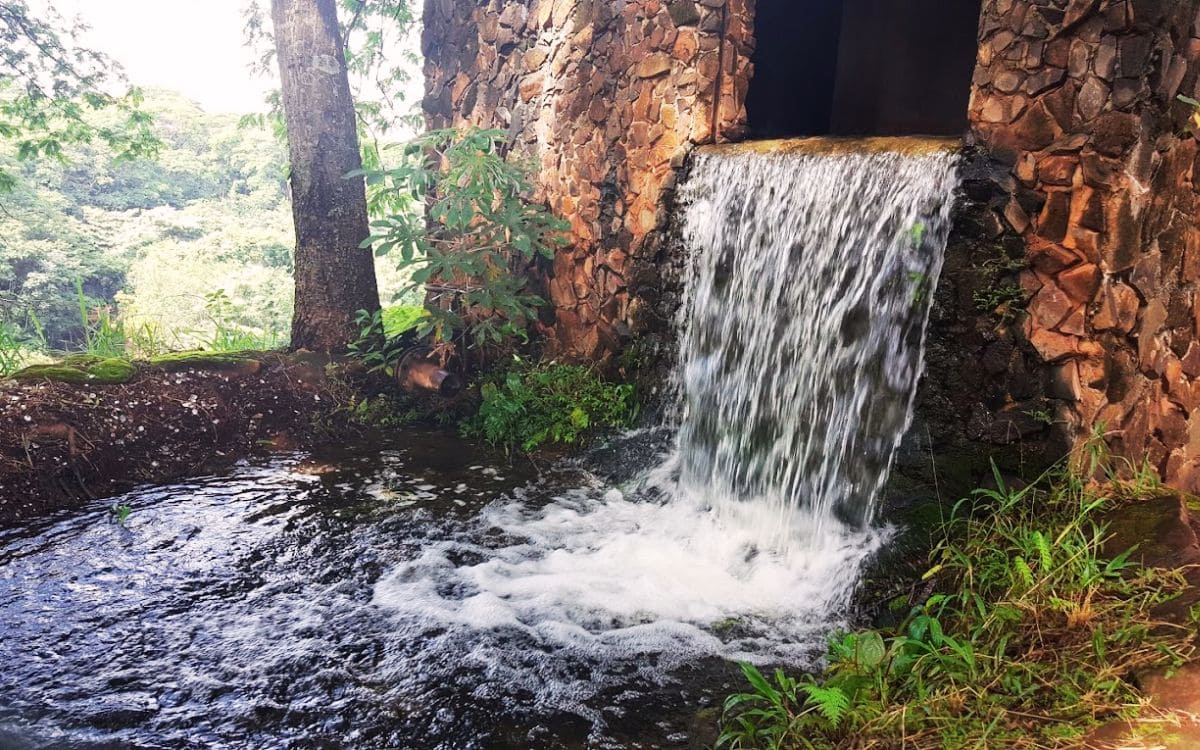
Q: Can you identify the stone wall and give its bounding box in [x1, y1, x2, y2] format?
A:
[422, 0, 753, 360]
[423, 0, 1200, 489]
[921, 0, 1200, 490]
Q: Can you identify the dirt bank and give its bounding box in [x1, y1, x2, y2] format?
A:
[0, 352, 342, 524]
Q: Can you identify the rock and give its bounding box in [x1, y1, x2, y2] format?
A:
[667, 0, 700, 27]
[1092, 280, 1140, 333]
[636, 53, 672, 78]
[1057, 262, 1100, 302]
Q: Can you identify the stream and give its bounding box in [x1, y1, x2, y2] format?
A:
[0, 430, 866, 749]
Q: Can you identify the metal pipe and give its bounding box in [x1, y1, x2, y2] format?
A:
[399, 359, 463, 396]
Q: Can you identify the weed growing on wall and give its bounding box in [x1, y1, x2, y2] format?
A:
[718, 441, 1197, 749]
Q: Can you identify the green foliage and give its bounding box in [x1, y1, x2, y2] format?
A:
[1, 88, 295, 351]
[382, 304, 426, 337]
[76, 279, 125, 358]
[463, 358, 638, 452]
[357, 127, 570, 347]
[718, 449, 1197, 749]
[110, 503, 132, 525]
[202, 289, 286, 352]
[0, 0, 160, 191]
[347, 308, 414, 374]
[973, 282, 1026, 321]
[345, 304, 428, 374]
[0, 313, 44, 375]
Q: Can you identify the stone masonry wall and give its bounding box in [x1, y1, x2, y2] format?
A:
[424, 0, 1200, 491]
[422, 0, 753, 360]
[923, 0, 1200, 491]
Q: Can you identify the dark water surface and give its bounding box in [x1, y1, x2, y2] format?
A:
[0, 431, 737, 750]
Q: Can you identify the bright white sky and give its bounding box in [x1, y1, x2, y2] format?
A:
[33, 0, 276, 114]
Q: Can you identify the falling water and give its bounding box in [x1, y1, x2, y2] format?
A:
[675, 138, 961, 553]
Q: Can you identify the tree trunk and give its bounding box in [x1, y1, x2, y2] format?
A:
[272, 0, 379, 352]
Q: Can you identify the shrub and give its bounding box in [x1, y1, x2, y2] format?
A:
[463, 358, 638, 452]
[356, 127, 569, 347]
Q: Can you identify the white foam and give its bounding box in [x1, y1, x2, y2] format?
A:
[374, 465, 887, 667]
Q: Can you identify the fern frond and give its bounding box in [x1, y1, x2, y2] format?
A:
[801, 684, 850, 729]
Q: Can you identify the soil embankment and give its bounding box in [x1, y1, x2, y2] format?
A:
[0, 352, 341, 523]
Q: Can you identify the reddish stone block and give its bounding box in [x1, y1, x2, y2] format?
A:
[1092, 280, 1140, 333]
[1058, 262, 1100, 302]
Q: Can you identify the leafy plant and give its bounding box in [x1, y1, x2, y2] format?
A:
[382, 304, 426, 337]
[463, 357, 638, 452]
[347, 308, 416, 374]
[76, 279, 126, 358]
[355, 127, 570, 347]
[110, 503, 131, 525]
[973, 282, 1026, 320]
[0, 1, 160, 192]
[202, 289, 284, 352]
[718, 445, 1197, 749]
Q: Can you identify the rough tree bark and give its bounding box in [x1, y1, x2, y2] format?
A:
[272, 0, 380, 352]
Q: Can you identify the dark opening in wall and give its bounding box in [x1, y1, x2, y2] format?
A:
[745, 0, 981, 138]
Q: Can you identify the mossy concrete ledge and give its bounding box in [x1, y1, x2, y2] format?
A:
[147, 350, 266, 373]
[10, 358, 137, 385]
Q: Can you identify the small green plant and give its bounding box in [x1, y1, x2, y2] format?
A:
[909, 222, 927, 247]
[203, 289, 284, 352]
[382, 304, 426, 338]
[0, 314, 42, 374]
[347, 308, 416, 374]
[718, 446, 1197, 749]
[76, 279, 126, 357]
[111, 503, 132, 525]
[463, 357, 638, 452]
[356, 126, 570, 347]
[1024, 407, 1055, 426]
[907, 270, 929, 304]
[973, 282, 1026, 320]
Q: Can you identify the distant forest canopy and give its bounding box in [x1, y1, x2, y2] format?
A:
[0, 87, 413, 354]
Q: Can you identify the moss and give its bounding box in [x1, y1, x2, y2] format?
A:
[10, 364, 92, 383]
[148, 350, 261, 371]
[59, 353, 105, 368]
[9, 357, 136, 384]
[87, 358, 137, 383]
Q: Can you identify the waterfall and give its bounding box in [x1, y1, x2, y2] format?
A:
[673, 139, 960, 555]
[372, 139, 961, 708]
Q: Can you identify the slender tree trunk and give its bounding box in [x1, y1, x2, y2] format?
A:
[272, 0, 379, 352]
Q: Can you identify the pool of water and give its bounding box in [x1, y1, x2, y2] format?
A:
[0, 429, 881, 749]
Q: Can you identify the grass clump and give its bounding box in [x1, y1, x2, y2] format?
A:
[718, 441, 1197, 749]
[463, 357, 637, 452]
